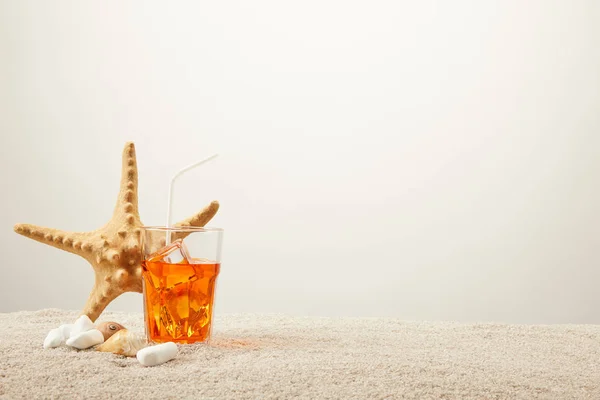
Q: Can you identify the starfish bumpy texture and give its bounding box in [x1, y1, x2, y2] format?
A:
[13, 142, 219, 321]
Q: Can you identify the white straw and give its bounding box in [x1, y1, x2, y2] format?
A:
[165, 154, 219, 244]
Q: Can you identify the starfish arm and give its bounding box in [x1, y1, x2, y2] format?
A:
[112, 142, 140, 224]
[13, 223, 94, 256]
[82, 269, 143, 321]
[81, 279, 119, 322]
[171, 201, 220, 241]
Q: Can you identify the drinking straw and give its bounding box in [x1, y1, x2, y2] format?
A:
[165, 154, 219, 244]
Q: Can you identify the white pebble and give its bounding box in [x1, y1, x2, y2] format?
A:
[43, 328, 64, 349]
[136, 342, 178, 367]
[70, 315, 95, 337]
[66, 329, 105, 349]
[59, 324, 73, 339]
[43, 323, 75, 349]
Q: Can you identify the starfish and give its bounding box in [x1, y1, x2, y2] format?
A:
[13, 142, 219, 322]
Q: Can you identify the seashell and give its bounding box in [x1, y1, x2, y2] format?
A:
[96, 321, 125, 341]
[95, 329, 147, 357]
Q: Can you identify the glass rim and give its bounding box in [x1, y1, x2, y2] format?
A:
[141, 226, 223, 233]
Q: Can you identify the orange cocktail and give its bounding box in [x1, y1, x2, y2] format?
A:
[141, 228, 223, 344]
[143, 258, 220, 343]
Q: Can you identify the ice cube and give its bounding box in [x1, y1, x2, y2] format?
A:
[188, 291, 210, 336]
[147, 239, 191, 265]
[162, 264, 197, 289]
[159, 305, 178, 338]
[146, 240, 198, 289]
[160, 284, 190, 340]
[143, 266, 163, 292]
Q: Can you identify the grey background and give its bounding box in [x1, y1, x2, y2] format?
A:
[1, 0, 599, 323]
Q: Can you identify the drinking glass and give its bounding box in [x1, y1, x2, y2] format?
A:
[140, 226, 223, 344]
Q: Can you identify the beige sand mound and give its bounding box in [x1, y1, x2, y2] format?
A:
[0, 309, 599, 399]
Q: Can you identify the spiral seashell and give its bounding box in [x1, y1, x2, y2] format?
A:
[95, 329, 147, 357]
[96, 321, 125, 341]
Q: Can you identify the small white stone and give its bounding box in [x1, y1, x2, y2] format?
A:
[66, 329, 105, 349]
[136, 342, 178, 367]
[59, 324, 73, 339]
[70, 315, 94, 337]
[43, 328, 64, 349]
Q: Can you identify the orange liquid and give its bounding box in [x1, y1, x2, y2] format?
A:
[142, 259, 220, 344]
